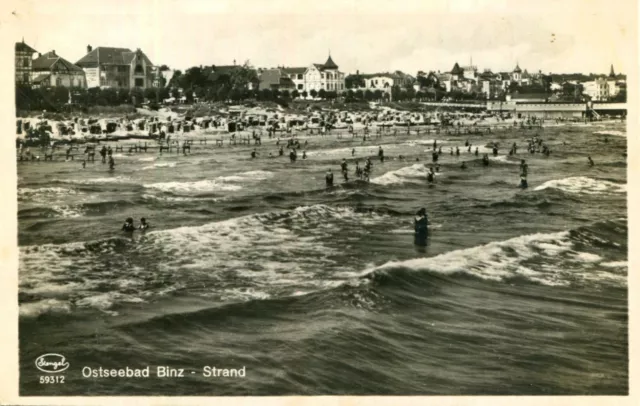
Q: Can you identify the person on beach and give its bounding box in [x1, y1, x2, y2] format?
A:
[279, 146, 284, 156]
[100, 146, 107, 163]
[325, 169, 334, 187]
[302, 150, 307, 159]
[107, 146, 113, 157]
[475, 147, 479, 157]
[108, 156, 115, 170]
[482, 154, 490, 166]
[139, 218, 150, 231]
[378, 146, 384, 163]
[82, 160, 86, 169]
[355, 161, 363, 179]
[122, 217, 135, 233]
[352, 148, 356, 157]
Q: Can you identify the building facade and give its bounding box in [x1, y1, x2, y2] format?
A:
[279, 55, 346, 94]
[75, 45, 155, 89]
[15, 40, 38, 85]
[583, 77, 610, 101]
[31, 50, 86, 88]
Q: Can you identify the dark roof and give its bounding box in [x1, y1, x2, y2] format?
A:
[33, 51, 84, 72]
[279, 77, 296, 88]
[259, 69, 282, 88]
[76, 47, 153, 67]
[500, 72, 511, 80]
[281, 67, 307, 75]
[323, 55, 338, 70]
[32, 73, 51, 83]
[313, 63, 326, 71]
[15, 41, 37, 53]
[513, 64, 522, 73]
[206, 65, 243, 82]
[451, 62, 463, 75]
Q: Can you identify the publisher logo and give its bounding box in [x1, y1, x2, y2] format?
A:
[35, 354, 69, 374]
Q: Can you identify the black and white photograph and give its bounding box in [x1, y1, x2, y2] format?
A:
[2, 0, 636, 402]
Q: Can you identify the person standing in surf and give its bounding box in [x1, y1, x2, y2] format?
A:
[414, 208, 429, 247]
[325, 169, 334, 187]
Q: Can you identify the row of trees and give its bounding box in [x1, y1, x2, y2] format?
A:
[15, 84, 175, 111]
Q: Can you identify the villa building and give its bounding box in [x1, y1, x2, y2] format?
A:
[31, 50, 86, 88]
[75, 45, 155, 89]
[15, 40, 38, 85]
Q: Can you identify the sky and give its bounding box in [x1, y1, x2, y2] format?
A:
[4, 0, 637, 76]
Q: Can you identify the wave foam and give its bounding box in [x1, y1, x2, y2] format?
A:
[371, 164, 432, 185]
[594, 130, 625, 137]
[370, 230, 626, 287]
[534, 177, 626, 195]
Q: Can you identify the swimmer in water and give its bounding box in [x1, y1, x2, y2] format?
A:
[461, 161, 467, 169]
[251, 149, 257, 158]
[82, 160, 86, 169]
[139, 217, 150, 231]
[122, 217, 135, 233]
[108, 156, 115, 170]
[352, 148, 355, 156]
[475, 147, 479, 156]
[426, 167, 435, 183]
[588, 156, 594, 167]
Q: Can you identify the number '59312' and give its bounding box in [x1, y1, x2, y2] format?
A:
[40, 376, 65, 384]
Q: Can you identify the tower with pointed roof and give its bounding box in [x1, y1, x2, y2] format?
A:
[512, 62, 522, 83]
[609, 64, 616, 78]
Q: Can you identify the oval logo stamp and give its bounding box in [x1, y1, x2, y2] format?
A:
[35, 354, 70, 374]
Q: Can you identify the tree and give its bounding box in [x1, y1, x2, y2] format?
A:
[259, 88, 273, 101]
[129, 87, 144, 106]
[291, 89, 300, 99]
[364, 89, 374, 101]
[373, 89, 383, 101]
[301, 90, 308, 99]
[318, 89, 327, 99]
[345, 73, 365, 89]
[310, 89, 318, 98]
[281, 89, 290, 99]
[144, 87, 157, 102]
[354, 89, 364, 100]
[158, 87, 171, 101]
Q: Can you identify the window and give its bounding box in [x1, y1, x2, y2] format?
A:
[298, 74, 303, 79]
[23, 58, 29, 67]
[56, 77, 62, 87]
[23, 73, 29, 83]
[135, 78, 144, 87]
[135, 64, 144, 74]
[321, 74, 325, 79]
[297, 84, 303, 90]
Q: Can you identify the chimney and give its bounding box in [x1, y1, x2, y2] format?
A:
[233, 59, 236, 66]
[38, 52, 42, 58]
[87, 45, 92, 53]
[52, 50, 56, 56]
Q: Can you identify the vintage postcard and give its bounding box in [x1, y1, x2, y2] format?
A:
[0, 0, 637, 404]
